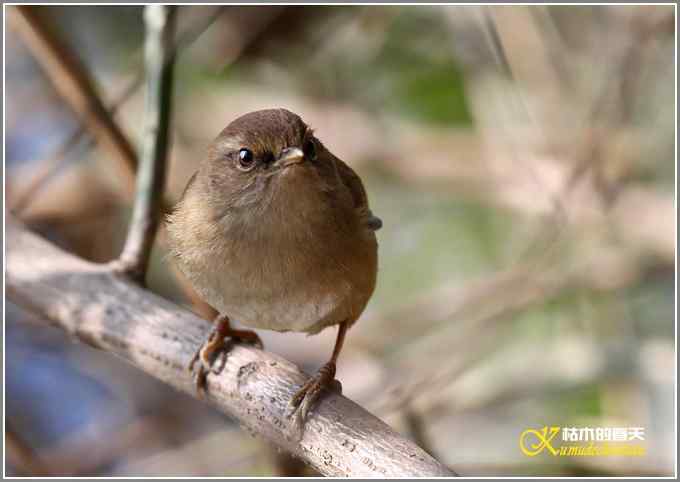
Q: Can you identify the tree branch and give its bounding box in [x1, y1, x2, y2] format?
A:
[6, 219, 455, 477]
[9, 7, 226, 217]
[8, 4, 221, 312]
[115, 5, 177, 283]
[8, 5, 138, 192]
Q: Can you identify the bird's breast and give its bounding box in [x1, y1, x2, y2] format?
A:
[168, 165, 378, 334]
[176, 199, 377, 334]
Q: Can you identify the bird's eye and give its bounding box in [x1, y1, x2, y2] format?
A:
[237, 148, 256, 171]
[303, 139, 317, 161]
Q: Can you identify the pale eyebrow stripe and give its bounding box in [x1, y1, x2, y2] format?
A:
[216, 135, 244, 151]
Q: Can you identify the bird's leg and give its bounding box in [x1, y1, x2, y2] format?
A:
[189, 314, 263, 396]
[288, 321, 347, 432]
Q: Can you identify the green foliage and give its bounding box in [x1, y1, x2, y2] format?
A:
[373, 9, 472, 125]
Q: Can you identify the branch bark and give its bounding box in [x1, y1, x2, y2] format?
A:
[116, 5, 177, 282]
[6, 219, 455, 477]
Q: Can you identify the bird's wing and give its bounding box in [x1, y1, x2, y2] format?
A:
[335, 157, 382, 231]
[180, 171, 198, 200]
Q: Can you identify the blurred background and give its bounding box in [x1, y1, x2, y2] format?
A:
[4, 4, 676, 477]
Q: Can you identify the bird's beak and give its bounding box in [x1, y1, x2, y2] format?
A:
[278, 147, 305, 168]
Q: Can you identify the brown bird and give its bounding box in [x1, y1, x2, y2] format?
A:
[166, 108, 380, 431]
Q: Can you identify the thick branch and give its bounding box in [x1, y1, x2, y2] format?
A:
[6, 220, 454, 477]
[116, 6, 177, 282]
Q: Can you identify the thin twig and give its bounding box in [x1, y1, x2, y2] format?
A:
[6, 219, 455, 477]
[564, 9, 673, 203]
[9, 7, 226, 216]
[8, 6, 138, 192]
[114, 6, 177, 283]
[9, 79, 139, 216]
[470, 7, 579, 275]
[8, 5, 222, 311]
[478, 6, 569, 228]
[527, 6, 575, 93]
[9, 127, 87, 215]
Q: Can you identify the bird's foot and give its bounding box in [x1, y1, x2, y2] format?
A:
[287, 361, 342, 437]
[189, 319, 263, 397]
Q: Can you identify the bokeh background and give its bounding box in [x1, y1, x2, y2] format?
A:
[4, 4, 676, 476]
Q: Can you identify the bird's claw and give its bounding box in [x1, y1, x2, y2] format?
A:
[287, 362, 341, 437]
[188, 326, 263, 397]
